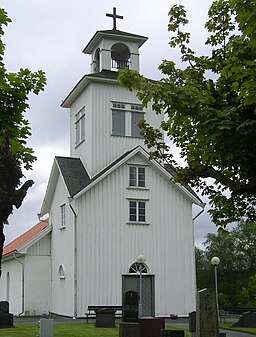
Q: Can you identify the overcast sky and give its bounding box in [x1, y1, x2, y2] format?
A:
[2, 0, 223, 247]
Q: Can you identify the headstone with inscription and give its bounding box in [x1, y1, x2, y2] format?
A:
[119, 290, 139, 337]
[122, 290, 139, 322]
[0, 301, 13, 328]
[196, 289, 219, 337]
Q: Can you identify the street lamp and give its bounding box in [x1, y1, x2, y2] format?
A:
[211, 256, 220, 319]
[137, 255, 146, 318]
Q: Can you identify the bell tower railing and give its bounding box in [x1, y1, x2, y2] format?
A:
[111, 59, 130, 70]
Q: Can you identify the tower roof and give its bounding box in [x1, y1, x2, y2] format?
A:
[83, 29, 148, 54]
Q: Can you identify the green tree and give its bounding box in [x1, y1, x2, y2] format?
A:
[195, 247, 212, 290]
[0, 8, 46, 275]
[118, 0, 256, 228]
[241, 274, 256, 307]
[196, 221, 256, 306]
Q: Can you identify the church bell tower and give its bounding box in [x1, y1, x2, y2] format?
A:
[61, 8, 162, 177]
[83, 8, 147, 74]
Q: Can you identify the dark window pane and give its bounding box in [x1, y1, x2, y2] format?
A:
[129, 167, 137, 186]
[80, 114, 85, 141]
[138, 202, 145, 222]
[138, 167, 145, 187]
[129, 201, 137, 221]
[131, 112, 144, 137]
[112, 110, 125, 135]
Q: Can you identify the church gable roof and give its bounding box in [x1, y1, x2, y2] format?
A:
[3, 220, 49, 257]
[56, 157, 91, 197]
[72, 146, 204, 206]
[55, 150, 134, 198]
[41, 147, 203, 216]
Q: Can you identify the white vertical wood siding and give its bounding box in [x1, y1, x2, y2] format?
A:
[0, 234, 51, 316]
[75, 153, 196, 317]
[70, 81, 163, 177]
[0, 258, 23, 315]
[24, 255, 51, 315]
[49, 176, 75, 316]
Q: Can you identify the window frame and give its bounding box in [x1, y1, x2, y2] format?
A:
[60, 204, 66, 229]
[58, 265, 66, 279]
[75, 107, 85, 146]
[128, 200, 148, 224]
[129, 166, 146, 188]
[111, 102, 144, 138]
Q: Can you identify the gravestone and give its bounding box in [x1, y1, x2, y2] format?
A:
[95, 308, 116, 327]
[0, 301, 13, 328]
[139, 317, 165, 337]
[189, 311, 196, 337]
[119, 290, 139, 337]
[39, 318, 53, 337]
[122, 290, 139, 322]
[196, 289, 219, 337]
[232, 311, 256, 328]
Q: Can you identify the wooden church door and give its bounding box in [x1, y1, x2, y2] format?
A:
[122, 274, 155, 316]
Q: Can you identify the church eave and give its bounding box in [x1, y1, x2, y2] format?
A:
[71, 146, 204, 207]
[83, 30, 148, 54]
[61, 73, 119, 108]
[17, 223, 52, 255]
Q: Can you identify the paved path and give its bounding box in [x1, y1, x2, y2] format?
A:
[166, 317, 255, 337]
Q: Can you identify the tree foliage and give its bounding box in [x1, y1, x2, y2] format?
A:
[196, 220, 256, 307]
[0, 8, 46, 275]
[241, 275, 256, 307]
[118, 0, 256, 228]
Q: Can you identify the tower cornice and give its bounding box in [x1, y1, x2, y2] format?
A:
[83, 30, 148, 55]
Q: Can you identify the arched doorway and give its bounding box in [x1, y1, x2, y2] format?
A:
[122, 261, 155, 316]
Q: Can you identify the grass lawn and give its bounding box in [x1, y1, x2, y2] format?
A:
[0, 323, 190, 337]
[2, 322, 255, 337]
[0, 323, 118, 337]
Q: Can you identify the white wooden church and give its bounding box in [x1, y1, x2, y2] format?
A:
[0, 9, 203, 318]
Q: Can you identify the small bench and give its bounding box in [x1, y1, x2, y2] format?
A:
[85, 305, 122, 323]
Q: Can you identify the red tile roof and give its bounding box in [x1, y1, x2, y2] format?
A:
[3, 220, 49, 256]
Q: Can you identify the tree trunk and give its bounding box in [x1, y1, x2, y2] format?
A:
[0, 224, 5, 277]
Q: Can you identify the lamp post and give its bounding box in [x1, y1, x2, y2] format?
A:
[137, 255, 146, 318]
[211, 256, 220, 320]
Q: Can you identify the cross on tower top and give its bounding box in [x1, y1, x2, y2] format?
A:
[106, 7, 123, 30]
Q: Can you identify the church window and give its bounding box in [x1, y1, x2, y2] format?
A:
[129, 262, 148, 273]
[111, 102, 144, 137]
[58, 265, 66, 279]
[75, 107, 85, 145]
[60, 204, 66, 228]
[131, 111, 144, 137]
[129, 200, 146, 222]
[112, 109, 125, 136]
[129, 166, 145, 187]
